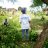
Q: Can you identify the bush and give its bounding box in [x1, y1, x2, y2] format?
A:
[43, 39, 48, 48]
[29, 30, 38, 42]
[0, 25, 22, 48]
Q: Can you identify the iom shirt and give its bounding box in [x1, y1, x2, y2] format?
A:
[20, 14, 31, 29]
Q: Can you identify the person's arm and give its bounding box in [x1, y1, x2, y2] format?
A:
[29, 20, 32, 29]
[28, 16, 31, 23]
[29, 21, 31, 23]
[28, 16, 32, 29]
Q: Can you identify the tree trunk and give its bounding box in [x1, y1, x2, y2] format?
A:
[33, 22, 48, 48]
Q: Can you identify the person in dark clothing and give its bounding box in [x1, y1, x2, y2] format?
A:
[4, 19, 8, 26]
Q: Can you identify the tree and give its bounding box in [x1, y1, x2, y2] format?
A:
[18, 7, 22, 11]
[33, 0, 48, 7]
[42, 0, 48, 5]
[31, 0, 48, 47]
[33, 21, 48, 48]
[33, 0, 43, 7]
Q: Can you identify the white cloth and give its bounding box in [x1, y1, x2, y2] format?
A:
[19, 14, 31, 29]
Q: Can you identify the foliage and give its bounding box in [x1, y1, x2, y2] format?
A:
[18, 7, 22, 11]
[0, 25, 22, 48]
[0, 10, 48, 48]
[31, 0, 48, 7]
[42, 0, 48, 5]
[29, 30, 38, 42]
[31, 19, 44, 30]
[0, 16, 22, 48]
[43, 39, 48, 48]
[31, 0, 43, 7]
[32, 0, 43, 7]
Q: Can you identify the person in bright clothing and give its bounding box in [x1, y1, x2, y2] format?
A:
[19, 8, 31, 40]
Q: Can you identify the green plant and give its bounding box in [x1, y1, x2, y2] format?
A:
[0, 24, 22, 48]
[29, 30, 38, 42]
[43, 39, 48, 48]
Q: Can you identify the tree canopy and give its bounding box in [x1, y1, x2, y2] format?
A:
[33, 0, 43, 7]
[32, 0, 48, 7]
[42, 0, 48, 5]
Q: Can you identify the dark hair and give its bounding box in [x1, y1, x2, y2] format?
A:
[21, 8, 26, 14]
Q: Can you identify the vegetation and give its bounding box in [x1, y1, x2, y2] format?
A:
[31, 0, 48, 7]
[0, 9, 48, 48]
[33, 0, 43, 6]
[0, 1, 48, 47]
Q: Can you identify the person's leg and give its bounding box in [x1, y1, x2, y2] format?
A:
[22, 29, 25, 40]
[26, 29, 29, 40]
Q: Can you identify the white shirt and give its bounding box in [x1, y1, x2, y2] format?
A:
[19, 14, 31, 29]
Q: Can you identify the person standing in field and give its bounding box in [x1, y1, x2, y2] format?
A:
[19, 8, 31, 41]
